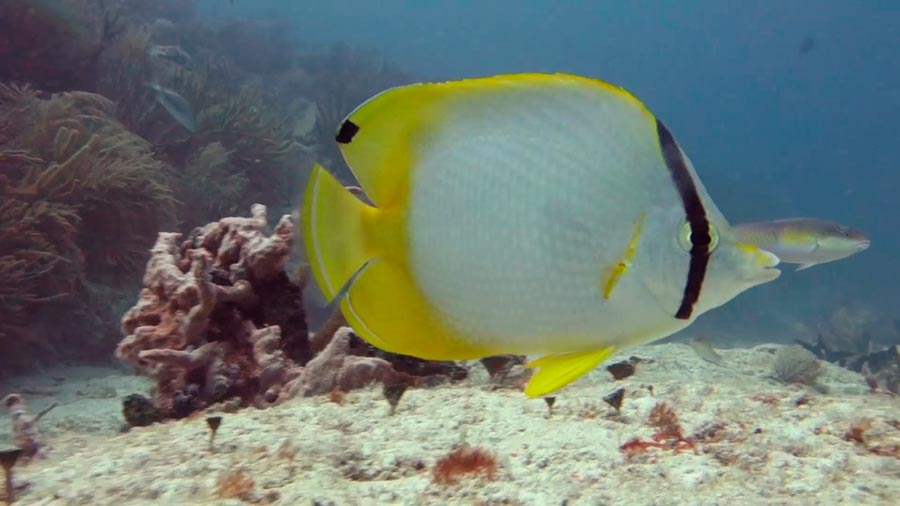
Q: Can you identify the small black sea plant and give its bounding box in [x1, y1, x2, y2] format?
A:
[1, 448, 23, 504]
[207, 416, 223, 452]
[383, 382, 409, 416]
[603, 388, 625, 414]
[543, 396, 556, 417]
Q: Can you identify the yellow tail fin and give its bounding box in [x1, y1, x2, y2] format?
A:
[301, 163, 495, 361]
[301, 164, 373, 301]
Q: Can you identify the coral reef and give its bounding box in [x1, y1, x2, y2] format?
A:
[116, 206, 465, 419]
[794, 306, 900, 394]
[9, 86, 176, 281]
[94, 13, 314, 229]
[280, 327, 398, 399]
[819, 305, 877, 355]
[0, 0, 422, 380]
[177, 142, 248, 225]
[116, 204, 308, 417]
[0, 84, 176, 370]
[0, 0, 122, 91]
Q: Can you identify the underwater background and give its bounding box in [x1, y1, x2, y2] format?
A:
[205, 0, 900, 347]
[1, 0, 896, 374]
[1, 1, 899, 505]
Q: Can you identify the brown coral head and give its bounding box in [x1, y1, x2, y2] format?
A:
[0, 449, 22, 470]
[606, 361, 636, 380]
[206, 416, 223, 433]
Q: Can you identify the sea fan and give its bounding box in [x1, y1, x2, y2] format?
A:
[773, 346, 822, 386]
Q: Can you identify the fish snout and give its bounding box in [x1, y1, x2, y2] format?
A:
[734, 243, 781, 284]
[758, 248, 781, 268]
[855, 239, 871, 251]
[757, 249, 782, 282]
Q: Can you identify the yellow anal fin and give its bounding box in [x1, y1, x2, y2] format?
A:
[342, 258, 498, 361]
[301, 164, 375, 301]
[600, 211, 646, 299]
[524, 347, 617, 398]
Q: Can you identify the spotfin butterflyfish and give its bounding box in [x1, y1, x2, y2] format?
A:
[301, 73, 781, 398]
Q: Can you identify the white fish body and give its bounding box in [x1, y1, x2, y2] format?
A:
[302, 73, 781, 397]
[409, 85, 702, 352]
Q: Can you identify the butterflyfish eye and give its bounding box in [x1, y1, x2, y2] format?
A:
[678, 220, 719, 253]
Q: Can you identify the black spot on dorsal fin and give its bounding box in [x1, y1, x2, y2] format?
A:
[336, 120, 360, 144]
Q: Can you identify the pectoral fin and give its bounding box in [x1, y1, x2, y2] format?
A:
[524, 347, 617, 398]
[795, 263, 818, 271]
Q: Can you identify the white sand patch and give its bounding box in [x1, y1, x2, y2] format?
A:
[2, 344, 898, 505]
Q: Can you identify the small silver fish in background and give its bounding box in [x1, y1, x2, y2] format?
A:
[733, 218, 869, 271]
[687, 336, 725, 366]
[147, 45, 192, 66]
[145, 82, 198, 132]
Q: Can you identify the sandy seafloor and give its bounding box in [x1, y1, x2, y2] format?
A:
[1, 342, 898, 506]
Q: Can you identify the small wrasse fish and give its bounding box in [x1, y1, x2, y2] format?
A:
[733, 218, 869, 271]
[145, 82, 197, 132]
[301, 73, 781, 397]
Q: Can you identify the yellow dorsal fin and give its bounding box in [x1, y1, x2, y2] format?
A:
[524, 347, 618, 398]
[334, 73, 650, 208]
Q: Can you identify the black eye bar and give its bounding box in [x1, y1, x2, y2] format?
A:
[655, 119, 711, 320]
